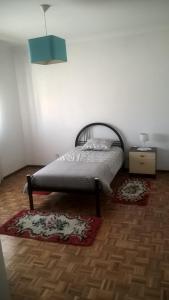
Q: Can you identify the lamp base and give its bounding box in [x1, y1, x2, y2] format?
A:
[137, 147, 152, 151]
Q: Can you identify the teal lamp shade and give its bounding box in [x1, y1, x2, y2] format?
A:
[28, 35, 67, 65]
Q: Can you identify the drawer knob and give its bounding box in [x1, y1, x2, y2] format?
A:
[140, 162, 144, 165]
[140, 155, 145, 158]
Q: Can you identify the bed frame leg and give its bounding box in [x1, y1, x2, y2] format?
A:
[27, 175, 34, 210]
[94, 178, 101, 217]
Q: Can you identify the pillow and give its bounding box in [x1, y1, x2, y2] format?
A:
[81, 138, 113, 151]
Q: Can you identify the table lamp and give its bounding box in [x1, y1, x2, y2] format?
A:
[138, 133, 151, 151]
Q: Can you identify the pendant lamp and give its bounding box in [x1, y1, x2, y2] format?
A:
[28, 4, 67, 65]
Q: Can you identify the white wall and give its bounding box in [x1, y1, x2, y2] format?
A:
[0, 41, 25, 177]
[25, 29, 169, 170]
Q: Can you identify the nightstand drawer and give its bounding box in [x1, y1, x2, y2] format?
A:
[129, 152, 155, 160]
[129, 159, 155, 174]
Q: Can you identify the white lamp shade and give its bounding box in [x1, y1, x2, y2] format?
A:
[139, 133, 149, 143]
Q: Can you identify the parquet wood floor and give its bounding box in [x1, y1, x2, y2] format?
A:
[0, 168, 169, 300]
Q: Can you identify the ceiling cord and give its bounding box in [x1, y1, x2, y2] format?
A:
[43, 10, 48, 36]
[41, 4, 50, 36]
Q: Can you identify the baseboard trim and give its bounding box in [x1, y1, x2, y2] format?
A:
[26, 165, 45, 168]
[3, 165, 44, 179]
[3, 166, 27, 179]
[123, 167, 169, 173]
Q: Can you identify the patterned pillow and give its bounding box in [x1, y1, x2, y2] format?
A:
[81, 138, 113, 151]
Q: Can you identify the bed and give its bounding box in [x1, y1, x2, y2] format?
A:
[27, 122, 124, 217]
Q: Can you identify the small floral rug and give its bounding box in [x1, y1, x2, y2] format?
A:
[33, 191, 50, 195]
[112, 178, 151, 205]
[0, 210, 101, 246]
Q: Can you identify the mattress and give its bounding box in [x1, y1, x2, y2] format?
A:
[31, 146, 123, 193]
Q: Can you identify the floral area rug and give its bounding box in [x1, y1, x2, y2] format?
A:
[112, 178, 151, 205]
[33, 191, 50, 195]
[0, 210, 101, 246]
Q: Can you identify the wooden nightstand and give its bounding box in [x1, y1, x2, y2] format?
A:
[129, 147, 157, 175]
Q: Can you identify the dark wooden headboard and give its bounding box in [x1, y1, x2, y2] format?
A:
[75, 122, 124, 151]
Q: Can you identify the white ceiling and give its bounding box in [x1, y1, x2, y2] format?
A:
[0, 0, 169, 44]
